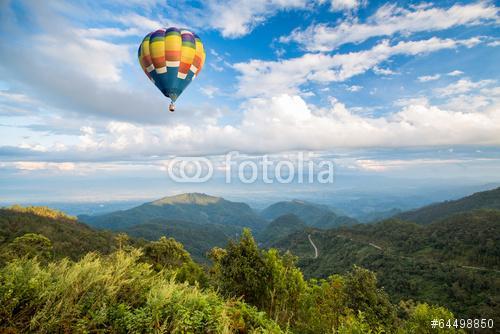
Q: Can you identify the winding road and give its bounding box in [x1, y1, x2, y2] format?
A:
[308, 234, 318, 259]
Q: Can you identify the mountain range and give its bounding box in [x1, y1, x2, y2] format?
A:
[6, 186, 498, 323]
[260, 199, 358, 228]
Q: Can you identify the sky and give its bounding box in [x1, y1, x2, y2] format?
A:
[0, 0, 499, 203]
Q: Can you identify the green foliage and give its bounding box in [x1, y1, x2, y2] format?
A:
[294, 271, 396, 334]
[258, 214, 306, 246]
[142, 236, 191, 270]
[260, 200, 357, 229]
[211, 229, 271, 308]
[400, 302, 465, 333]
[6, 205, 77, 221]
[211, 229, 307, 327]
[0, 249, 284, 333]
[0, 207, 117, 260]
[396, 186, 500, 224]
[141, 236, 209, 287]
[0, 204, 480, 333]
[272, 209, 500, 325]
[211, 230, 403, 333]
[1, 233, 53, 263]
[124, 220, 234, 263]
[344, 266, 397, 328]
[81, 192, 266, 231]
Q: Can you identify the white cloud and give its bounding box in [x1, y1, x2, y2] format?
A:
[207, 0, 310, 38]
[447, 70, 464, 76]
[234, 37, 481, 97]
[36, 34, 132, 83]
[0, 90, 37, 104]
[280, 2, 498, 51]
[200, 85, 220, 98]
[76, 27, 139, 38]
[26, 93, 498, 160]
[329, 0, 363, 12]
[115, 13, 164, 32]
[14, 161, 75, 171]
[373, 66, 398, 76]
[346, 85, 363, 92]
[439, 83, 500, 112]
[417, 74, 441, 82]
[487, 40, 500, 47]
[435, 79, 495, 96]
[354, 158, 481, 172]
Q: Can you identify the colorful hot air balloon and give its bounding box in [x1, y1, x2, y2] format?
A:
[138, 27, 206, 112]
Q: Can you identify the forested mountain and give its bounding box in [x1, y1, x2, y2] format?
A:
[0, 206, 117, 261]
[0, 205, 462, 333]
[78, 193, 266, 260]
[260, 199, 358, 228]
[80, 193, 266, 231]
[395, 186, 500, 224]
[258, 214, 307, 246]
[270, 209, 500, 325]
[123, 218, 234, 262]
[2, 187, 499, 332]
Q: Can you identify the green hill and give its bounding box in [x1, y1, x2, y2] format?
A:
[123, 219, 235, 262]
[260, 199, 358, 228]
[270, 209, 500, 324]
[0, 206, 117, 260]
[395, 186, 500, 224]
[261, 200, 331, 222]
[80, 193, 266, 231]
[0, 204, 476, 333]
[258, 214, 307, 246]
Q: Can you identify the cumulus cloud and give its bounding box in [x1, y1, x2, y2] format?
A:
[447, 70, 464, 76]
[206, 0, 311, 38]
[417, 74, 441, 82]
[435, 79, 495, 96]
[200, 86, 220, 99]
[8, 93, 498, 162]
[373, 66, 399, 76]
[234, 37, 481, 97]
[346, 85, 363, 92]
[328, 0, 364, 12]
[280, 2, 498, 51]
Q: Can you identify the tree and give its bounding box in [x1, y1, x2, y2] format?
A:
[114, 233, 130, 251]
[210, 228, 269, 308]
[141, 236, 191, 270]
[2, 233, 53, 262]
[210, 229, 306, 327]
[344, 266, 397, 330]
[402, 302, 465, 333]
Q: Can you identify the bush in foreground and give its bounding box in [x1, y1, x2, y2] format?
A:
[0, 249, 283, 333]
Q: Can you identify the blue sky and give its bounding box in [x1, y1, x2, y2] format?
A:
[0, 0, 499, 202]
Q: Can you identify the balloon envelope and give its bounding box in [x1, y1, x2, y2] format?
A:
[138, 27, 206, 103]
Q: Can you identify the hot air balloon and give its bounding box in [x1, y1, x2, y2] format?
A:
[138, 27, 206, 112]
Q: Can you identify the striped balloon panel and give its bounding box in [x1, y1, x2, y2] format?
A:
[138, 27, 205, 102]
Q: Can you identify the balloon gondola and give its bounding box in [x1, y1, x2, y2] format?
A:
[138, 27, 206, 113]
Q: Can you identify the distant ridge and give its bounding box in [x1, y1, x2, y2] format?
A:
[80, 192, 266, 231]
[260, 199, 358, 228]
[151, 193, 222, 206]
[259, 214, 307, 245]
[395, 186, 500, 224]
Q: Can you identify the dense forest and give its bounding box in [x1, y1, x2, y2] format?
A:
[0, 205, 471, 333]
[271, 210, 500, 326]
